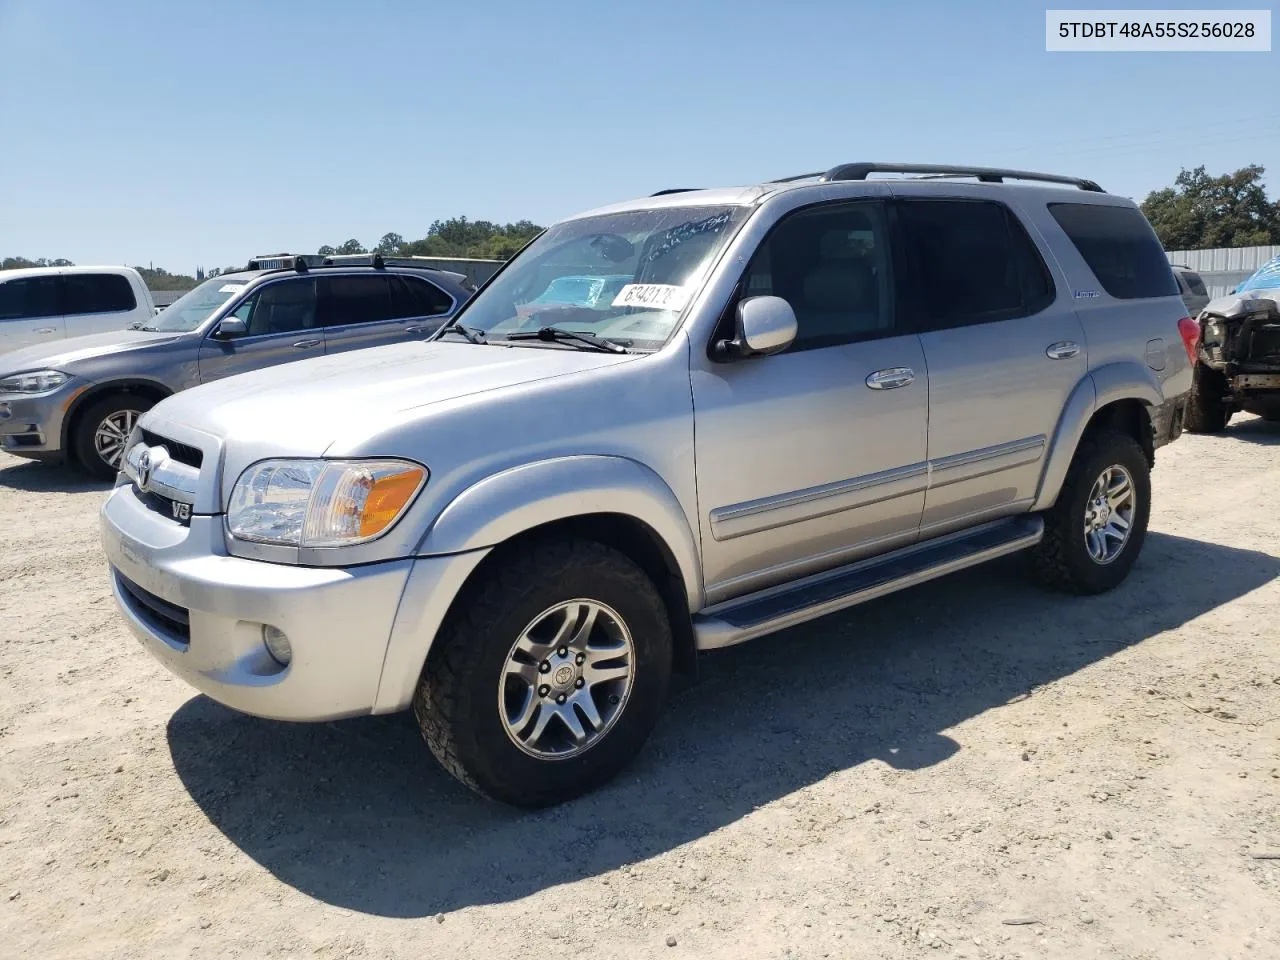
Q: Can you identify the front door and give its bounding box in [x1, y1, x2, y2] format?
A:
[0, 276, 63, 352]
[318, 274, 454, 355]
[691, 199, 930, 603]
[198, 277, 322, 382]
[893, 195, 1087, 536]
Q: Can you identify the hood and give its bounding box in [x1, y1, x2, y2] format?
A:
[1202, 289, 1280, 318]
[146, 339, 637, 457]
[0, 329, 185, 373]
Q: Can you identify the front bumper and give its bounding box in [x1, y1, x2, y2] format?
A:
[101, 482, 416, 721]
[0, 387, 76, 457]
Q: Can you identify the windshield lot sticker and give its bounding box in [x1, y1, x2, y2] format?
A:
[612, 284, 691, 311]
[218, 284, 246, 294]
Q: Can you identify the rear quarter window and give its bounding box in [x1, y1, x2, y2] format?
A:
[1183, 271, 1208, 296]
[61, 273, 138, 315]
[1047, 203, 1178, 300]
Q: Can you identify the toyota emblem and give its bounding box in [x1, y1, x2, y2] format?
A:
[136, 448, 153, 489]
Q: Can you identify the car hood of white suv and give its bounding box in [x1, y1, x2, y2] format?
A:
[146, 338, 638, 458]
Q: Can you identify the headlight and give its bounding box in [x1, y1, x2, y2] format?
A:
[227, 459, 427, 547]
[0, 370, 68, 394]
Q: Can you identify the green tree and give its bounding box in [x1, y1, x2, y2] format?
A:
[336, 239, 367, 255]
[1141, 165, 1280, 249]
[374, 232, 404, 255]
[317, 245, 337, 256]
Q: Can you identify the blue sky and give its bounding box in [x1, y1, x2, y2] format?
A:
[1, 0, 1276, 273]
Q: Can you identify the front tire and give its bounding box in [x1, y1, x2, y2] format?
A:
[413, 537, 673, 807]
[1032, 430, 1150, 595]
[71, 394, 152, 480]
[1183, 366, 1230, 433]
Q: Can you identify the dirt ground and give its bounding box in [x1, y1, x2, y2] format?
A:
[1, 418, 1278, 960]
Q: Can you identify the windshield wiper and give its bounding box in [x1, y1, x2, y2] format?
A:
[436, 321, 487, 344]
[506, 326, 630, 353]
[138, 325, 159, 332]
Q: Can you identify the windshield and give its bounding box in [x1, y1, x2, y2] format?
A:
[147, 275, 253, 332]
[454, 205, 749, 350]
[1238, 255, 1280, 294]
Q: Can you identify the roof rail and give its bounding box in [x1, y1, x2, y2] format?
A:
[817, 162, 1104, 193]
[769, 172, 824, 183]
[318, 253, 448, 271]
[650, 188, 700, 196]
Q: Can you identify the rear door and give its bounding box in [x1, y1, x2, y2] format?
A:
[59, 273, 141, 337]
[894, 194, 1085, 538]
[0, 276, 64, 351]
[318, 273, 454, 355]
[197, 277, 322, 381]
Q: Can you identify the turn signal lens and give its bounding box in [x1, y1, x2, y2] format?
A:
[228, 458, 427, 547]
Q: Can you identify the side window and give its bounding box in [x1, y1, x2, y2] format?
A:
[231, 280, 317, 337]
[318, 275, 396, 327]
[896, 199, 1055, 331]
[0, 277, 60, 320]
[741, 201, 895, 351]
[1184, 271, 1208, 296]
[391, 276, 453, 318]
[1047, 202, 1178, 300]
[60, 273, 137, 315]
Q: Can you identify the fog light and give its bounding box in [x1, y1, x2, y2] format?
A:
[262, 625, 292, 666]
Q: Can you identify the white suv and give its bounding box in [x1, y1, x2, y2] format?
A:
[0, 265, 156, 353]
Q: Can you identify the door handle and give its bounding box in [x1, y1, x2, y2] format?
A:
[865, 367, 915, 390]
[1046, 340, 1081, 360]
[403, 325, 428, 335]
[292, 338, 322, 349]
[34, 327, 57, 334]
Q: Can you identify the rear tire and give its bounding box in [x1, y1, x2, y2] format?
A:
[1031, 430, 1150, 595]
[413, 537, 673, 807]
[1183, 366, 1229, 433]
[71, 394, 152, 480]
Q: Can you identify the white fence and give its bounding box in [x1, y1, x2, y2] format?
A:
[1165, 245, 1280, 298]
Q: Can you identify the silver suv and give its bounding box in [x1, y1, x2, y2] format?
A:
[0, 255, 471, 478]
[100, 163, 1193, 806]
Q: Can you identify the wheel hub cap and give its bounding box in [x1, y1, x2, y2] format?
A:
[498, 599, 635, 760]
[1082, 465, 1135, 565]
[93, 409, 140, 469]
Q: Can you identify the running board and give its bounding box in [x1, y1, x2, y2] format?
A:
[693, 515, 1044, 650]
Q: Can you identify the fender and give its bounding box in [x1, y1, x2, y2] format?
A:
[1032, 361, 1163, 511]
[419, 455, 704, 610]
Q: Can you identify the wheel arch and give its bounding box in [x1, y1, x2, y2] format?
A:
[1032, 363, 1161, 511]
[61, 378, 173, 456]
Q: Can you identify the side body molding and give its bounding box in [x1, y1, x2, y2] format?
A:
[1032, 361, 1163, 511]
[419, 455, 704, 610]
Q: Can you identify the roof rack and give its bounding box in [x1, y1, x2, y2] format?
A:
[815, 162, 1104, 193]
[650, 188, 700, 196]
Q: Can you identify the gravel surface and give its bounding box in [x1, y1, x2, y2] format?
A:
[1, 418, 1278, 959]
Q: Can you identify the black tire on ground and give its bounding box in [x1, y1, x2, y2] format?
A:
[413, 537, 673, 807]
[1183, 366, 1230, 433]
[71, 394, 153, 480]
[1031, 429, 1151, 595]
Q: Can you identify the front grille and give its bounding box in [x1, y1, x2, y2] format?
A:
[141, 428, 203, 469]
[115, 571, 190, 643]
[1251, 324, 1280, 363]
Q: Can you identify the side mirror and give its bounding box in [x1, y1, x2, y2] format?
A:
[215, 317, 248, 338]
[711, 295, 797, 361]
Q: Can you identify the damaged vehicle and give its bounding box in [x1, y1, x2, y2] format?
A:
[1185, 254, 1280, 431]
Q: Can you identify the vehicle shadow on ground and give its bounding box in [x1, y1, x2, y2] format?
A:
[166, 531, 1279, 918]
[1223, 416, 1280, 445]
[0, 457, 109, 493]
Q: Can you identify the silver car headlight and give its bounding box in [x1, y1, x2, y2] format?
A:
[227, 459, 428, 547]
[0, 370, 68, 394]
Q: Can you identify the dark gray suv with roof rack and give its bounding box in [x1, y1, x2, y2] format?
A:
[0, 254, 473, 478]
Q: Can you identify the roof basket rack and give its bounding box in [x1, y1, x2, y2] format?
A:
[815, 162, 1104, 193]
[246, 253, 325, 271]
